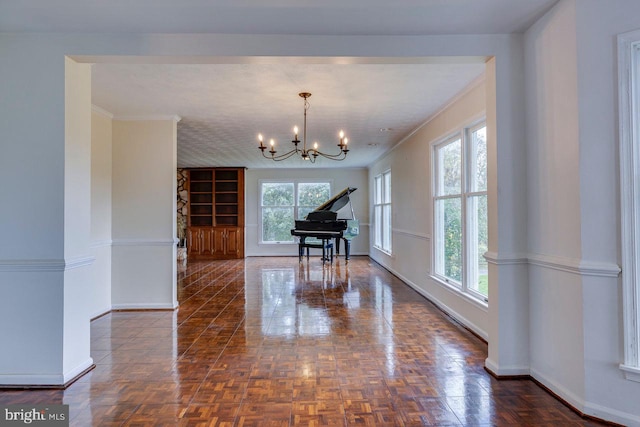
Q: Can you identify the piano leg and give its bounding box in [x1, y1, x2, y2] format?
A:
[298, 236, 306, 262]
[333, 237, 352, 260]
[344, 239, 351, 261]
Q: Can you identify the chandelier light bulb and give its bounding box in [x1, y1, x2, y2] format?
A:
[270, 139, 275, 147]
[339, 130, 344, 139]
[314, 142, 318, 150]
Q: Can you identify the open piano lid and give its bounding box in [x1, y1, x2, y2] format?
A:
[313, 187, 357, 213]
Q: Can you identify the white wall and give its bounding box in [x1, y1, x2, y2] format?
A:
[90, 107, 113, 319]
[575, 0, 640, 423]
[368, 78, 490, 339]
[525, 0, 640, 425]
[245, 168, 369, 257]
[62, 57, 95, 381]
[524, 0, 586, 407]
[111, 119, 179, 309]
[0, 45, 72, 385]
[0, 56, 95, 386]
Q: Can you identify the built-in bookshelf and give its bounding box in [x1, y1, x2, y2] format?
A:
[187, 167, 244, 259]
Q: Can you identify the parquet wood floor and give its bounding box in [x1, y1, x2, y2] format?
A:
[0, 256, 612, 426]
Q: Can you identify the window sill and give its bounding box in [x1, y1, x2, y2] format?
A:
[620, 364, 640, 382]
[429, 274, 489, 311]
[259, 241, 296, 246]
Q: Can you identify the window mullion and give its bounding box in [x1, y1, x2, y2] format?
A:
[460, 128, 467, 293]
[294, 182, 298, 220]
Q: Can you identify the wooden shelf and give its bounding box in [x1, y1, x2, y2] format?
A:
[187, 167, 245, 259]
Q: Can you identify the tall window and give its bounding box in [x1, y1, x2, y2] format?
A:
[433, 122, 487, 301]
[260, 181, 330, 243]
[619, 29, 640, 380]
[374, 170, 392, 253]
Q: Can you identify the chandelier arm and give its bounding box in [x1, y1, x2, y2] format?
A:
[261, 148, 300, 161]
[315, 150, 348, 160]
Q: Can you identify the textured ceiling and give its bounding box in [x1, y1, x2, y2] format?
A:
[92, 61, 486, 168]
[0, 0, 558, 35]
[9, 0, 558, 168]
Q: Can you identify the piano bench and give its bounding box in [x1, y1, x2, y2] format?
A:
[299, 239, 333, 263]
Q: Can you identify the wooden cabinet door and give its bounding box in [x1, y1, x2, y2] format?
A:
[201, 227, 216, 256]
[187, 227, 202, 255]
[212, 228, 227, 257]
[226, 228, 243, 258]
[186, 226, 244, 259]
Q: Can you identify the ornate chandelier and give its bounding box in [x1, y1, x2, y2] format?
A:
[258, 92, 349, 163]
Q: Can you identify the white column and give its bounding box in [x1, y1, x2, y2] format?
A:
[62, 57, 95, 381]
[484, 53, 531, 376]
[0, 56, 94, 385]
[111, 118, 179, 309]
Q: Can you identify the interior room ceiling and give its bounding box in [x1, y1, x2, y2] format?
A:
[3, 0, 559, 168]
[1, 0, 558, 35]
[92, 61, 486, 169]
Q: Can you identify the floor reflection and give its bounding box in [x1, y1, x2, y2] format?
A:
[0, 256, 609, 426]
[255, 259, 371, 339]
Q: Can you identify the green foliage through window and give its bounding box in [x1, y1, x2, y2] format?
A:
[261, 182, 330, 243]
[434, 124, 488, 300]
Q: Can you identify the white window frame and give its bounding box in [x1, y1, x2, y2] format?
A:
[432, 120, 488, 304]
[373, 170, 392, 254]
[618, 29, 640, 382]
[259, 180, 332, 244]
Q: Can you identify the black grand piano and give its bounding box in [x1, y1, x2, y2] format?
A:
[291, 187, 358, 261]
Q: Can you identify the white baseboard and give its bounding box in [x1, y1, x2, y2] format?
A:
[63, 357, 94, 383]
[484, 357, 530, 376]
[111, 302, 178, 310]
[583, 399, 640, 427]
[529, 367, 585, 414]
[530, 367, 640, 426]
[0, 358, 94, 387]
[0, 374, 65, 386]
[90, 307, 111, 320]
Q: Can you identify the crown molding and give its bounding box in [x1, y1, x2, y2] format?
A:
[388, 73, 486, 156]
[91, 104, 114, 119]
[113, 114, 182, 122]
